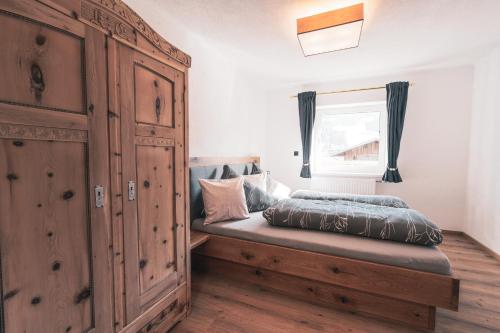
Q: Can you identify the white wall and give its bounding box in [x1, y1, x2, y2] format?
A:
[464, 48, 500, 255]
[265, 66, 473, 231]
[185, 36, 268, 159]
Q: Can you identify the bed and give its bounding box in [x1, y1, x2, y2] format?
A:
[192, 212, 451, 275]
[189, 156, 459, 330]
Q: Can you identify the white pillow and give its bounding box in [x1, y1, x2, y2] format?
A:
[243, 173, 267, 192]
[266, 176, 291, 200]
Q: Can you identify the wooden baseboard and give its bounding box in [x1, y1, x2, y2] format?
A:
[443, 230, 500, 261]
[442, 230, 464, 236]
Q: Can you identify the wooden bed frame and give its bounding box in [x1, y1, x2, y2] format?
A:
[188, 156, 460, 330]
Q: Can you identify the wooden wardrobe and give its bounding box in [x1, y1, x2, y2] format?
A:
[0, 0, 191, 332]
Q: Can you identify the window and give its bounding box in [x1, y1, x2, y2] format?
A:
[311, 101, 387, 176]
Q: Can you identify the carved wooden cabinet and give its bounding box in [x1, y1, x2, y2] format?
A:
[0, 1, 191, 332]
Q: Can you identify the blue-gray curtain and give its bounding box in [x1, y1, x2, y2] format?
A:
[298, 91, 316, 178]
[383, 81, 409, 183]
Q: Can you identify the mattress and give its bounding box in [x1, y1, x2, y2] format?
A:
[191, 212, 452, 275]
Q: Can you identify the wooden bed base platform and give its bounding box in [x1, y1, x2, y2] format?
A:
[192, 233, 460, 330]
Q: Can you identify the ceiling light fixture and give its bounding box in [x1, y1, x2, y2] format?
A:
[297, 3, 364, 56]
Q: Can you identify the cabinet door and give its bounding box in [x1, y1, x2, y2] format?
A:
[118, 45, 187, 323]
[0, 6, 113, 333]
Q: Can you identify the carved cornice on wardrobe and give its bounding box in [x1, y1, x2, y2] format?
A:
[81, 0, 191, 68]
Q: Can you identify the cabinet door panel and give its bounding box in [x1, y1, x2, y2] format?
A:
[135, 65, 174, 127]
[0, 12, 85, 113]
[0, 12, 113, 333]
[120, 46, 186, 324]
[0, 139, 92, 333]
[136, 145, 177, 294]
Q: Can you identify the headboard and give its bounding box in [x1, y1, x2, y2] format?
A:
[189, 156, 260, 223]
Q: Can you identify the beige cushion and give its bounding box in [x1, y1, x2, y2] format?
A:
[243, 173, 267, 191]
[199, 176, 249, 225]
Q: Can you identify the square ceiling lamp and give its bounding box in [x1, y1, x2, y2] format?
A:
[297, 3, 364, 56]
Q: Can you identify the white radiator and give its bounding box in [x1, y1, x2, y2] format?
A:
[310, 177, 376, 195]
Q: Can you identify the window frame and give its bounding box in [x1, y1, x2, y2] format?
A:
[311, 101, 388, 177]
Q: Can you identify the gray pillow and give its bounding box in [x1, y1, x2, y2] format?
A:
[221, 165, 278, 212]
[251, 163, 263, 174]
[221, 165, 239, 179]
[244, 181, 278, 212]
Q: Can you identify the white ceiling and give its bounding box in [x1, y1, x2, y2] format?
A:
[126, 0, 500, 84]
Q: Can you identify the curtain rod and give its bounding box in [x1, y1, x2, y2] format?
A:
[290, 82, 414, 98]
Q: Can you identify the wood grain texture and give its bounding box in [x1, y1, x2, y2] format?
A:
[183, 70, 192, 316]
[119, 43, 142, 323]
[0, 1, 190, 331]
[0, 0, 85, 37]
[0, 139, 92, 333]
[135, 123, 175, 139]
[189, 156, 261, 168]
[190, 231, 211, 250]
[0, 19, 113, 333]
[120, 44, 188, 325]
[120, 284, 187, 333]
[297, 3, 364, 34]
[106, 36, 127, 331]
[443, 230, 500, 262]
[36, 0, 81, 18]
[135, 64, 174, 127]
[174, 233, 500, 333]
[193, 255, 436, 329]
[84, 25, 115, 333]
[0, 103, 87, 130]
[194, 234, 459, 311]
[136, 145, 177, 294]
[0, 11, 85, 113]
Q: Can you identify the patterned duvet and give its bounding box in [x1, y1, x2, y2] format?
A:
[262, 191, 443, 246]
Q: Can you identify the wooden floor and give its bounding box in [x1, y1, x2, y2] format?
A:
[172, 233, 500, 333]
